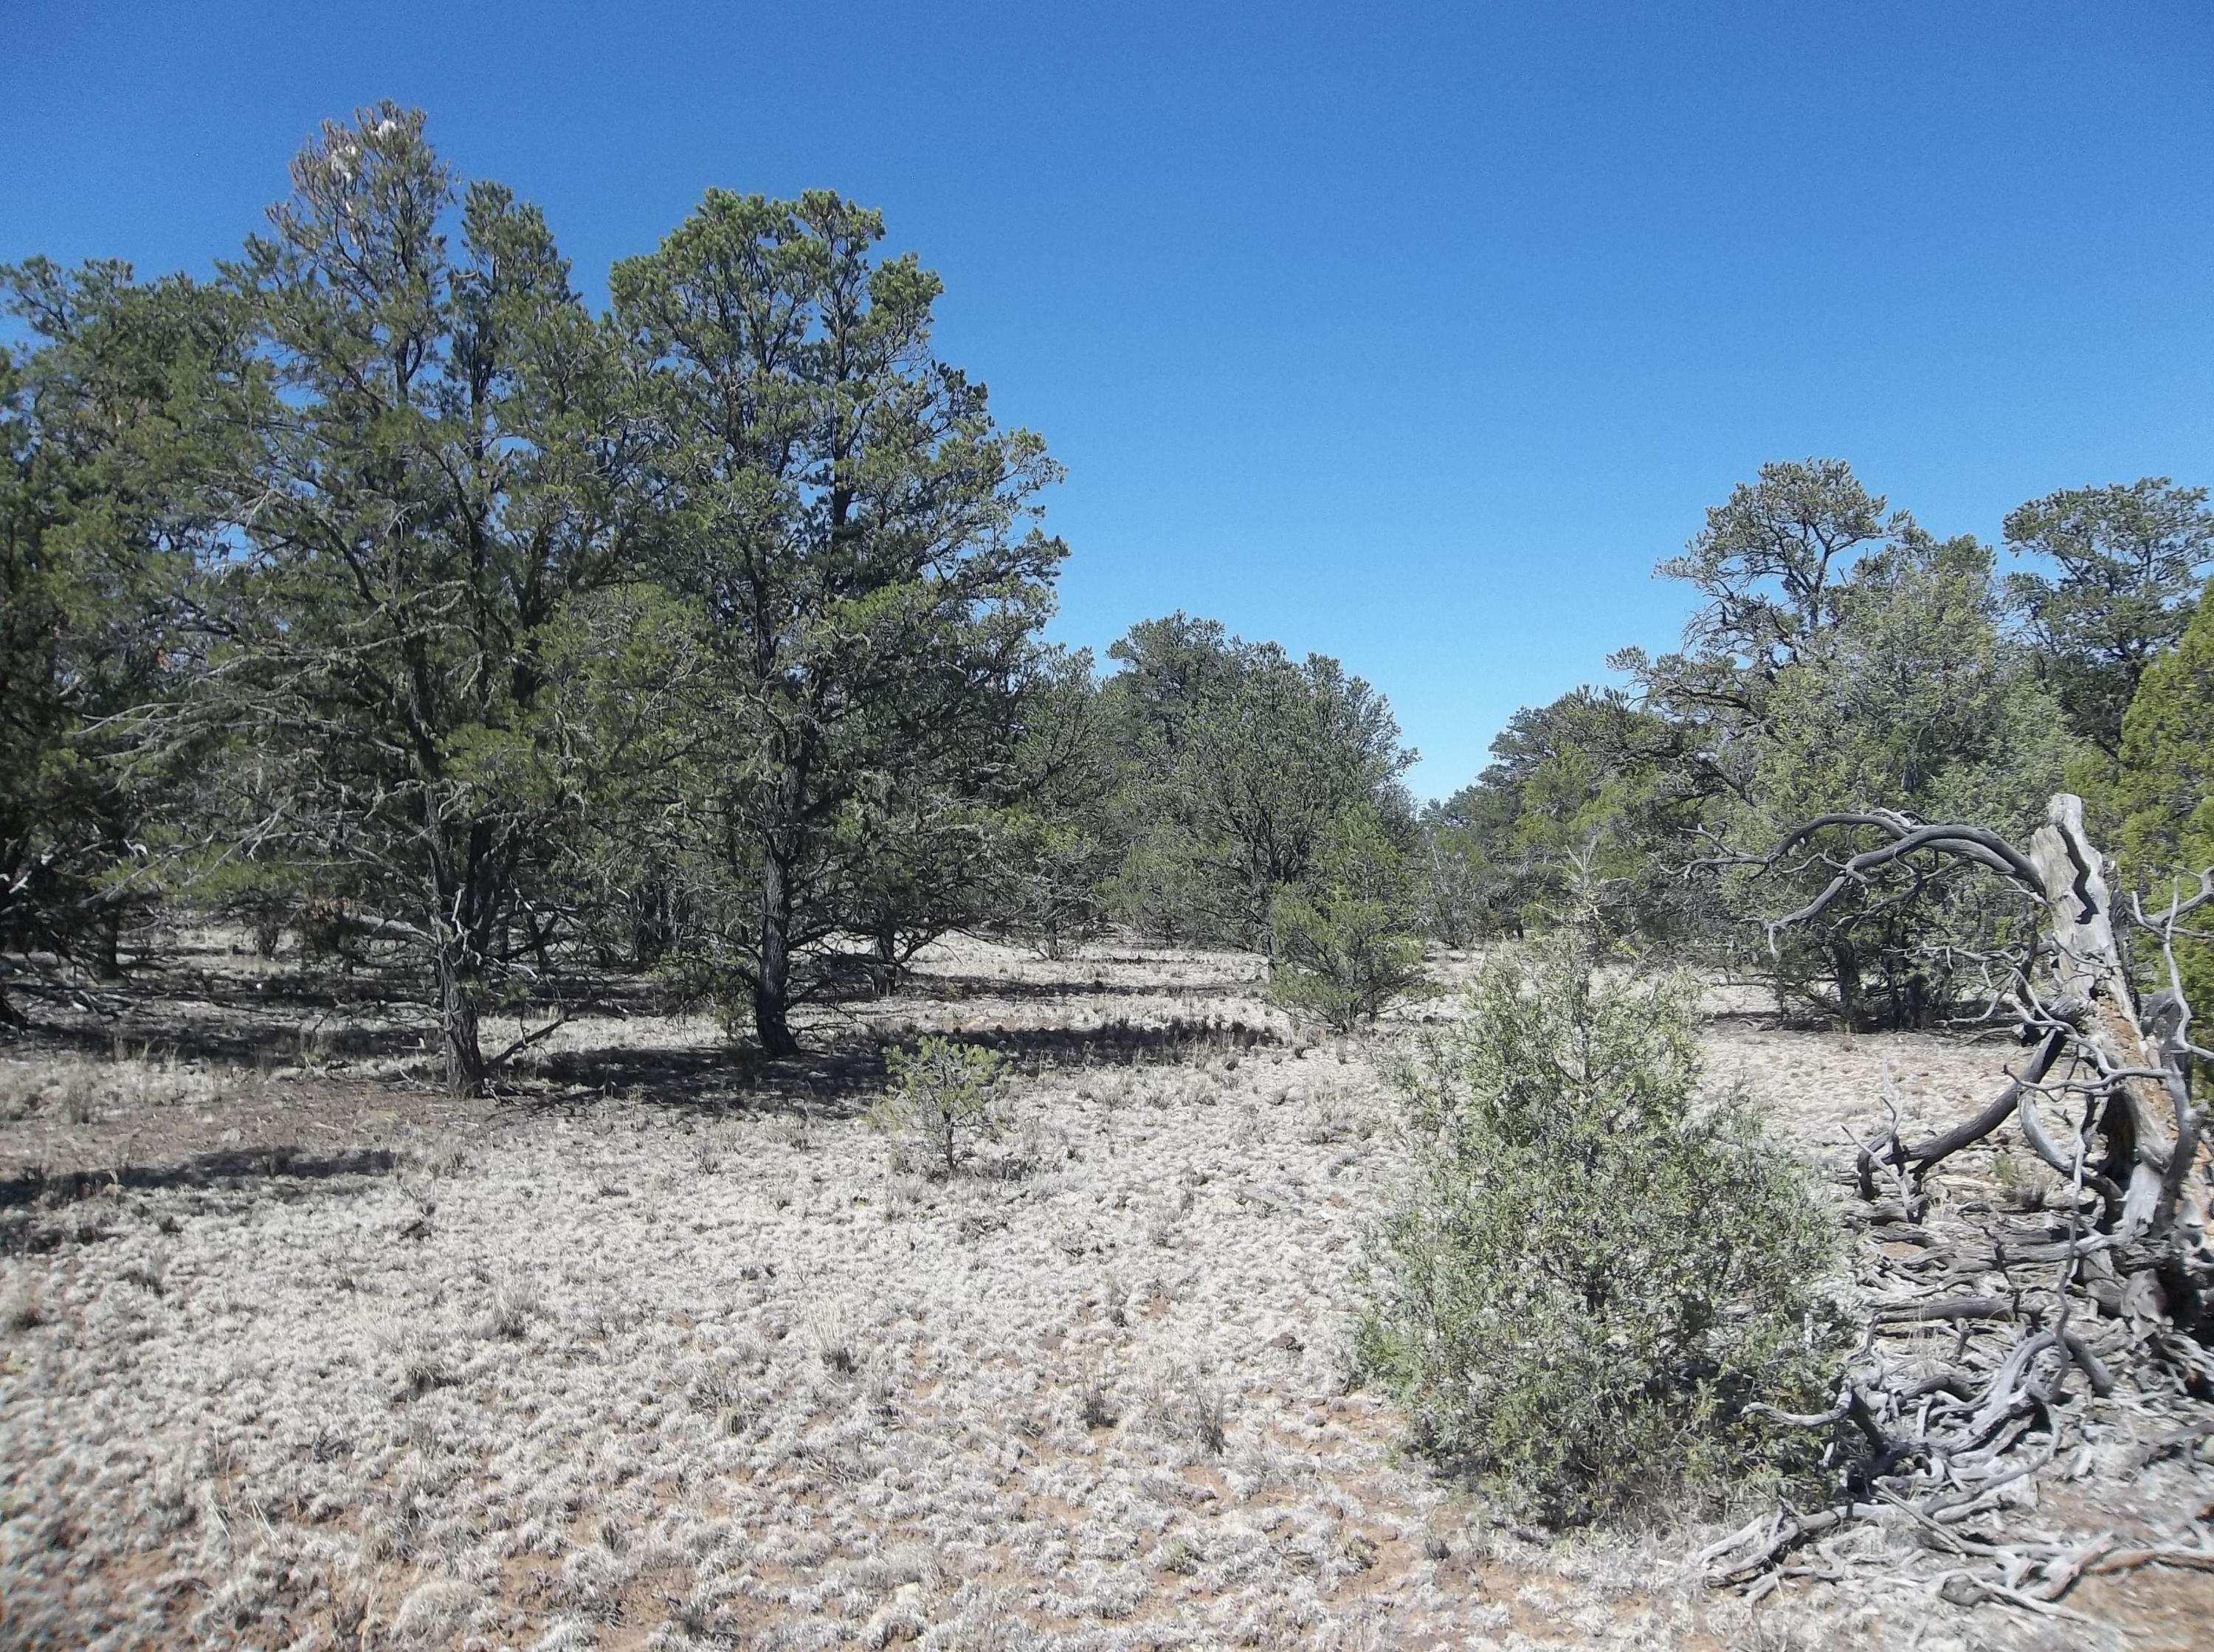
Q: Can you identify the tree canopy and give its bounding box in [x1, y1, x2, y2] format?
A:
[4, 108, 2211, 1089]
[2004, 477, 2214, 763]
[602, 187, 1066, 1054]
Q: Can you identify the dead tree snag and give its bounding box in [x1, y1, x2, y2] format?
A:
[1704, 793, 2214, 1600]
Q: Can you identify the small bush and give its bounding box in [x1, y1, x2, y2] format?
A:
[1181, 1372, 1228, 1455]
[1080, 1379, 1118, 1430]
[1356, 928, 1842, 1524]
[480, 1273, 540, 1340]
[1269, 806, 1433, 1031]
[868, 1037, 1010, 1177]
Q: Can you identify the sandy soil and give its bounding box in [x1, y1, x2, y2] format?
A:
[1, 936, 2208, 1650]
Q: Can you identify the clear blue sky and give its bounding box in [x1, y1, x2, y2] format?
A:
[7, 1, 2210, 799]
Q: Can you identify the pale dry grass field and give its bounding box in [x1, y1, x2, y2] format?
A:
[1, 936, 2209, 1650]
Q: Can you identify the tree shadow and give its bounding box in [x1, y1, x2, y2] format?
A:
[0, 1145, 401, 1214]
[945, 1015, 1281, 1069]
[889, 973, 1262, 1004]
[523, 1013, 1285, 1121]
[519, 1039, 891, 1121]
[7, 966, 672, 1071]
[23, 1016, 432, 1068]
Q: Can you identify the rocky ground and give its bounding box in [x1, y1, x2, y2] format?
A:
[1, 934, 2208, 1650]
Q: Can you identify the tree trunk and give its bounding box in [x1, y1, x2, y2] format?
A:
[1831, 938, 1861, 1030]
[523, 908, 554, 975]
[753, 855, 800, 1058]
[94, 903, 123, 981]
[1710, 792, 2214, 1594]
[435, 944, 487, 1098]
[2026, 793, 2197, 1243]
[867, 925, 900, 997]
[752, 967, 799, 1057]
[629, 878, 666, 969]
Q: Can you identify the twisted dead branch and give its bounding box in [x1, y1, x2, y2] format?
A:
[1703, 793, 2214, 1607]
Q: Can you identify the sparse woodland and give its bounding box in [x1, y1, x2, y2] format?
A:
[4, 106, 2213, 1650]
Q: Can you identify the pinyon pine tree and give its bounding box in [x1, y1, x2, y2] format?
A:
[195, 106, 643, 1094]
[610, 188, 1065, 1056]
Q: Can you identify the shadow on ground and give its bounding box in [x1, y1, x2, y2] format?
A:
[528, 1014, 1286, 1120]
[0, 1146, 402, 1213]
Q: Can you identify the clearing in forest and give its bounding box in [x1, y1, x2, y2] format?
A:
[1, 933, 2209, 1650]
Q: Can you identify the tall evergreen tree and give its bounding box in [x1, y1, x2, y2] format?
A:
[2115, 577, 2214, 1015]
[1615, 460, 2079, 1023]
[0, 258, 244, 1015]
[1725, 532, 2075, 1024]
[1433, 688, 1702, 947]
[197, 105, 644, 1094]
[1613, 457, 1900, 764]
[607, 189, 1065, 1055]
[2003, 478, 2214, 764]
[990, 647, 1123, 958]
[1100, 614, 1413, 947]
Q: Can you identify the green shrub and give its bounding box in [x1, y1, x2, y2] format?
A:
[869, 1037, 1009, 1176]
[2117, 576, 2214, 1019]
[1356, 929, 1841, 1524]
[1269, 806, 1432, 1031]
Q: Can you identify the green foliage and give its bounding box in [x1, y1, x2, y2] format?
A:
[1104, 822, 1221, 943]
[1722, 533, 2075, 1025]
[868, 1037, 1010, 1176]
[1601, 460, 1935, 1003]
[1412, 808, 1497, 950]
[2004, 479, 2214, 763]
[1602, 460, 2084, 1026]
[187, 106, 639, 1093]
[1615, 457, 1900, 736]
[1357, 930, 1841, 1524]
[1268, 806, 1431, 1029]
[13, 87, 2213, 1138]
[0, 258, 243, 1000]
[1424, 688, 1704, 948]
[607, 187, 1065, 1054]
[2116, 577, 2214, 1015]
[1100, 612, 1415, 947]
[991, 648, 1122, 958]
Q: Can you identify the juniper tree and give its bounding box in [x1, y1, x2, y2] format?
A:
[1617, 460, 2077, 1024]
[1722, 533, 2075, 1025]
[1612, 456, 1901, 756]
[2003, 478, 2214, 764]
[1455, 688, 1705, 946]
[1102, 615, 1414, 946]
[1268, 803, 1432, 1029]
[2115, 577, 2214, 1013]
[1358, 927, 1838, 1523]
[991, 647, 1122, 958]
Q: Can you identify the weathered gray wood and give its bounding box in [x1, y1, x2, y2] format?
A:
[1709, 792, 2214, 1596]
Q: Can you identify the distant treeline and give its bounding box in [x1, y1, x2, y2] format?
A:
[4, 106, 2210, 1089]
[1432, 461, 2214, 1031]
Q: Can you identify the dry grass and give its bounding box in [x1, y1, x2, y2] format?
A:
[0, 936, 2207, 1649]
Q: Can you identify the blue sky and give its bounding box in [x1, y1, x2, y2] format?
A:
[7, 1, 2211, 798]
